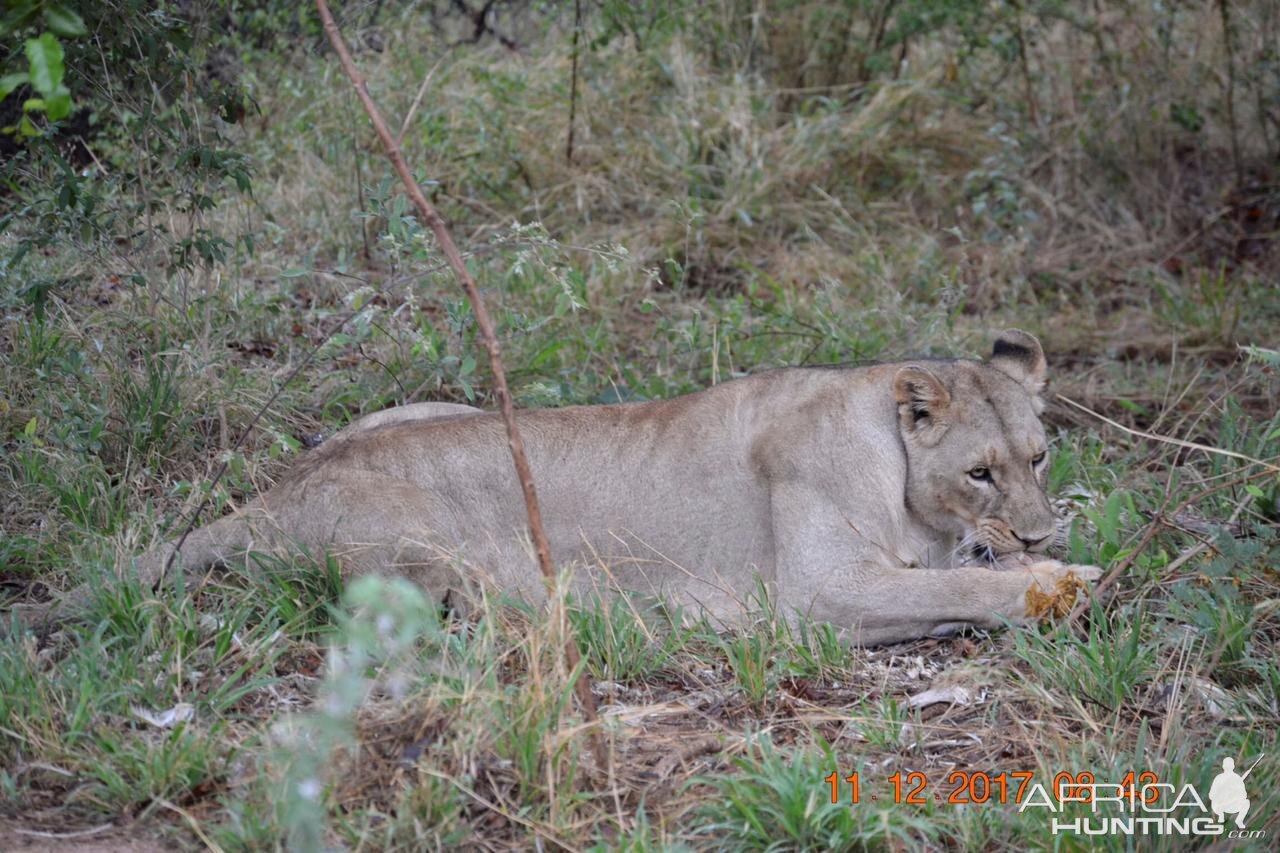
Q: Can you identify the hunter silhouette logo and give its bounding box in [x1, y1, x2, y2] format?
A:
[1022, 753, 1268, 838]
[1210, 755, 1262, 829]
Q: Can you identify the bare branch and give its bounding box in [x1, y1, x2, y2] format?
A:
[1055, 394, 1280, 474]
[566, 0, 582, 164]
[314, 0, 604, 764]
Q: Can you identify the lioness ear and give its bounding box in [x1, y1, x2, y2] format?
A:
[988, 329, 1047, 396]
[893, 364, 951, 443]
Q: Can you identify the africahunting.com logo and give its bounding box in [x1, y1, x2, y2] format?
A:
[1020, 754, 1267, 839]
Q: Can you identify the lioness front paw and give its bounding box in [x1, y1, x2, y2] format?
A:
[1066, 563, 1102, 583]
[1026, 560, 1102, 583]
[1022, 561, 1101, 619]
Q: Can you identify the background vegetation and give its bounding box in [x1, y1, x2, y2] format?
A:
[1, 0, 1277, 848]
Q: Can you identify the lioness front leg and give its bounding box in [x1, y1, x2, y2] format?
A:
[781, 561, 1101, 646]
[767, 481, 1101, 644]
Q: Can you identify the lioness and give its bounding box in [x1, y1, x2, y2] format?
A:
[109, 329, 1099, 644]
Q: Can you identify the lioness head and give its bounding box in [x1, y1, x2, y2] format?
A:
[893, 330, 1059, 559]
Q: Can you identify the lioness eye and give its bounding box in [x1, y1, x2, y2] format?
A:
[968, 466, 991, 482]
[1031, 452, 1046, 467]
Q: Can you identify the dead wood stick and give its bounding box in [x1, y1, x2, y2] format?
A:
[566, 0, 582, 164]
[1066, 467, 1275, 624]
[314, 0, 604, 762]
[1055, 394, 1280, 474]
[397, 55, 445, 145]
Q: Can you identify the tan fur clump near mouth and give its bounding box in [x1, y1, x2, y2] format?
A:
[1025, 571, 1088, 619]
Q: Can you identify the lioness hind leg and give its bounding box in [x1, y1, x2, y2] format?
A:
[252, 469, 469, 605]
[164, 470, 469, 601]
[20, 471, 465, 630]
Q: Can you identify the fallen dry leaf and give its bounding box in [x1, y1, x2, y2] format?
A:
[131, 703, 195, 729]
[907, 684, 972, 709]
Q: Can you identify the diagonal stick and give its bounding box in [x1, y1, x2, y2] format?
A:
[314, 0, 605, 766]
[1055, 393, 1280, 474]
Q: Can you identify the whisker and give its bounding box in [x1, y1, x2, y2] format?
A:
[947, 530, 983, 566]
[946, 532, 974, 562]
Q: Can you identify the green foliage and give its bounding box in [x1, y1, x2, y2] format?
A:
[1169, 576, 1258, 685]
[1, 1, 260, 320]
[1, 2, 84, 134]
[268, 576, 446, 848]
[719, 629, 778, 710]
[1241, 344, 1280, 370]
[247, 550, 347, 640]
[0, 575, 280, 811]
[788, 616, 856, 678]
[694, 735, 939, 850]
[1012, 602, 1159, 713]
[569, 593, 690, 681]
[847, 694, 910, 750]
[1070, 488, 1136, 568]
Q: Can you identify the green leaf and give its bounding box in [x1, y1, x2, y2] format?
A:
[23, 417, 37, 437]
[0, 3, 42, 35]
[25, 32, 65, 97]
[43, 4, 86, 38]
[43, 86, 71, 120]
[1245, 484, 1265, 499]
[0, 72, 28, 101]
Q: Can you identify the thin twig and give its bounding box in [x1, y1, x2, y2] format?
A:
[314, 0, 604, 767]
[1162, 539, 1213, 576]
[14, 824, 113, 839]
[354, 135, 372, 261]
[1216, 0, 1244, 187]
[1161, 490, 1253, 575]
[1055, 394, 1280, 474]
[396, 55, 446, 146]
[566, 0, 583, 165]
[1009, 0, 1040, 125]
[1067, 467, 1275, 623]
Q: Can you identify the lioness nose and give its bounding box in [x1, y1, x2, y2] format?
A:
[1015, 531, 1053, 551]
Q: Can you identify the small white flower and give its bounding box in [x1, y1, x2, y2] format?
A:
[298, 778, 322, 801]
